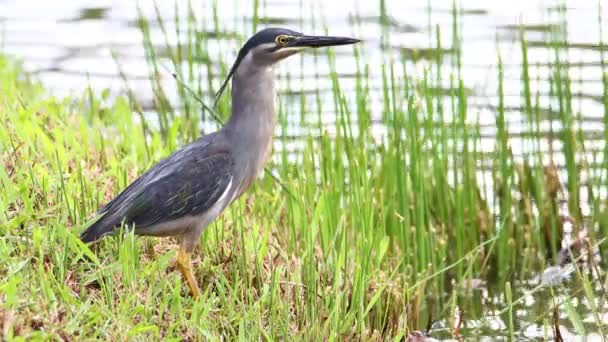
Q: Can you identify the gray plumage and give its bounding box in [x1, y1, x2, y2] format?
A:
[79, 27, 359, 297]
[81, 134, 234, 242]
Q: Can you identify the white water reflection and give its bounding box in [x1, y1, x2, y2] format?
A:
[1, 0, 606, 107]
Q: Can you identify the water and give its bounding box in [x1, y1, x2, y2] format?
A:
[1, 0, 607, 339]
[2, 1, 605, 115]
[2, 1, 606, 161]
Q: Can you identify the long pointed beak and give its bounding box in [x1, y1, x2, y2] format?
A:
[291, 35, 360, 48]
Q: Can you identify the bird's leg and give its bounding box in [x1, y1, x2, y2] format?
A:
[176, 240, 201, 298]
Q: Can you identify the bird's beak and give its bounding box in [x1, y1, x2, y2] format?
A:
[290, 35, 360, 48]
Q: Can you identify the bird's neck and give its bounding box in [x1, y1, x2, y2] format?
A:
[226, 63, 277, 145]
[224, 62, 277, 187]
[227, 62, 276, 121]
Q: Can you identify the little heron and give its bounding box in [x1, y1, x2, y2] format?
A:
[80, 27, 360, 297]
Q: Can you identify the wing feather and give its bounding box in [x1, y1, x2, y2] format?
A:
[125, 151, 234, 227]
[80, 137, 234, 242]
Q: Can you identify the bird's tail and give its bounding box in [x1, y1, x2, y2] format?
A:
[80, 213, 116, 243]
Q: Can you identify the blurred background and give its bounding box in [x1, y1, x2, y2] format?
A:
[3, 1, 608, 168]
[1, 1, 604, 126]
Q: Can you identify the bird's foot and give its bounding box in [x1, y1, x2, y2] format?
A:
[176, 248, 202, 298]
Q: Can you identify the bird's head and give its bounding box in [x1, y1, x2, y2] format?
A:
[214, 27, 360, 105]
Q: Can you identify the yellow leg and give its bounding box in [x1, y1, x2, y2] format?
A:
[176, 246, 201, 298]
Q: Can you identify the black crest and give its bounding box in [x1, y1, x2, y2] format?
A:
[214, 28, 303, 107]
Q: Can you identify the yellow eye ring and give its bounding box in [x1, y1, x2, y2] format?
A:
[275, 35, 289, 46]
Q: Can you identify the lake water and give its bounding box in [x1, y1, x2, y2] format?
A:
[2, 1, 607, 165]
[1, 0, 607, 339]
[2, 1, 605, 122]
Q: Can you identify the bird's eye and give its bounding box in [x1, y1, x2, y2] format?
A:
[275, 35, 289, 46]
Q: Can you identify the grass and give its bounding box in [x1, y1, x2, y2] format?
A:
[1, 0, 608, 340]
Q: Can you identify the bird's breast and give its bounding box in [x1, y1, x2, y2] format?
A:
[234, 124, 275, 197]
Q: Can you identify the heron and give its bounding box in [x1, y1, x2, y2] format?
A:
[80, 27, 360, 297]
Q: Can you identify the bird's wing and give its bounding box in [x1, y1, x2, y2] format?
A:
[87, 137, 234, 232]
[120, 144, 235, 228]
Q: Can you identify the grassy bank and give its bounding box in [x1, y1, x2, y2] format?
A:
[1, 8, 608, 340]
